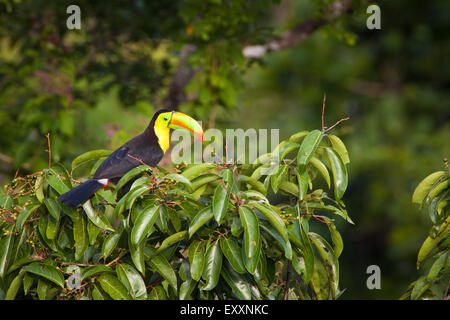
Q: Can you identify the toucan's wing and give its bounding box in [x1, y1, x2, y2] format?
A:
[93, 146, 137, 180]
[93, 135, 164, 180]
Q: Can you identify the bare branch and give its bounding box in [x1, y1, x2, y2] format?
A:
[243, 0, 353, 58]
[164, 44, 201, 110]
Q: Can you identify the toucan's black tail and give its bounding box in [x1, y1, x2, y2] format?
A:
[58, 179, 104, 208]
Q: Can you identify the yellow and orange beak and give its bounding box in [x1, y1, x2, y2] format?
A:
[168, 111, 204, 142]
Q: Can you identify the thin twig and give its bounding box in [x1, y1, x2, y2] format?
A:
[321, 94, 326, 131]
[324, 117, 350, 133]
[45, 133, 51, 168]
[105, 249, 129, 267]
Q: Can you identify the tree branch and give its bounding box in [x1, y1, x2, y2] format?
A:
[242, 0, 353, 58]
[164, 44, 200, 110]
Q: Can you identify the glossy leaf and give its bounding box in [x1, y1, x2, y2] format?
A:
[325, 148, 348, 201]
[412, 171, 446, 205]
[130, 204, 159, 246]
[310, 156, 331, 188]
[156, 231, 188, 254]
[73, 213, 89, 261]
[181, 163, 217, 180]
[328, 134, 350, 164]
[148, 254, 178, 292]
[82, 201, 114, 231]
[270, 164, 289, 193]
[212, 183, 230, 224]
[219, 237, 246, 274]
[116, 263, 147, 300]
[202, 240, 222, 291]
[23, 263, 64, 288]
[221, 265, 251, 300]
[251, 202, 288, 243]
[81, 266, 113, 281]
[71, 149, 112, 172]
[297, 130, 323, 173]
[189, 241, 205, 281]
[188, 207, 214, 238]
[115, 165, 152, 192]
[98, 273, 132, 300]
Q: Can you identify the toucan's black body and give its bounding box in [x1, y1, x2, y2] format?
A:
[58, 110, 169, 208]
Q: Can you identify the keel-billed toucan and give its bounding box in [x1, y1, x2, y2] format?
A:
[58, 109, 204, 208]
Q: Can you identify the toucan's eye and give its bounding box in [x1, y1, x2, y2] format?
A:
[164, 117, 168, 121]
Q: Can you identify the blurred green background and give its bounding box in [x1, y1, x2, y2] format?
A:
[0, 0, 449, 299]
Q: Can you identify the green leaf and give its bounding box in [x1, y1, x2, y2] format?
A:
[221, 265, 251, 300]
[87, 221, 101, 245]
[327, 221, 344, 258]
[241, 190, 269, 203]
[23, 272, 33, 295]
[116, 263, 147, 300]
[309, 232, 339, 299]
[239, 176, 267, 195]
[7, 257, 41, 275]
[181, 163, 217, 180]
[299, 223, 314, 284]
[97, 273, 132, 300]
[125, 184, 150, 210]
[411, 276, 430, 300]
[46, 213, 60, 240]
[102, 230, 122, 260]
[129, 238, 146, 275]
[34, 175, 45, 203]
[189, 240, 205, 281]
[148, 254, 178, 292]
[191, 173, 221, 190]
[304, 202, 354, 224]
[130, 204, 159, 246]
[43, 198, 60, 220]
[260, 223, 292, 260]
[297, 130, 323, 173]
[239, 206, 260, 260]
[427, 252, 448, 281]
[310, 156, 331, 188]
[16, 203, 41, 231]
[270, 164, 289, 193]
[279, 180, 300, 198]
[23, 263, 64, 288]
[179, 279, 197, 300]
[156, 231, 188, 254]
[148, 285, 167, 300]
[115, 165, 152, 192]
[188, 207, 214, 238]
[325, 148, 348, 201]
[288, 131, 309, 143]
[82, 201, 114, 231]
[239, 206, 261, 274]
[202, 240, 222, 291]
[220, 237, 246, 274]
[165, 173, 193, 191]
[0, 226, 16, 279]
[91, 283, 109, 300]
[213, 183, 230, 224]
[71, 149, 112, 172]
[328, 134, 350, 164]
[46, 174, 70, 195]
[5, 270, 25, 300]
[72, 213, 89, 261]
[81, 266, 113, 281]
[251, 202, 289, 243]
[412, 171, 446, 205]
